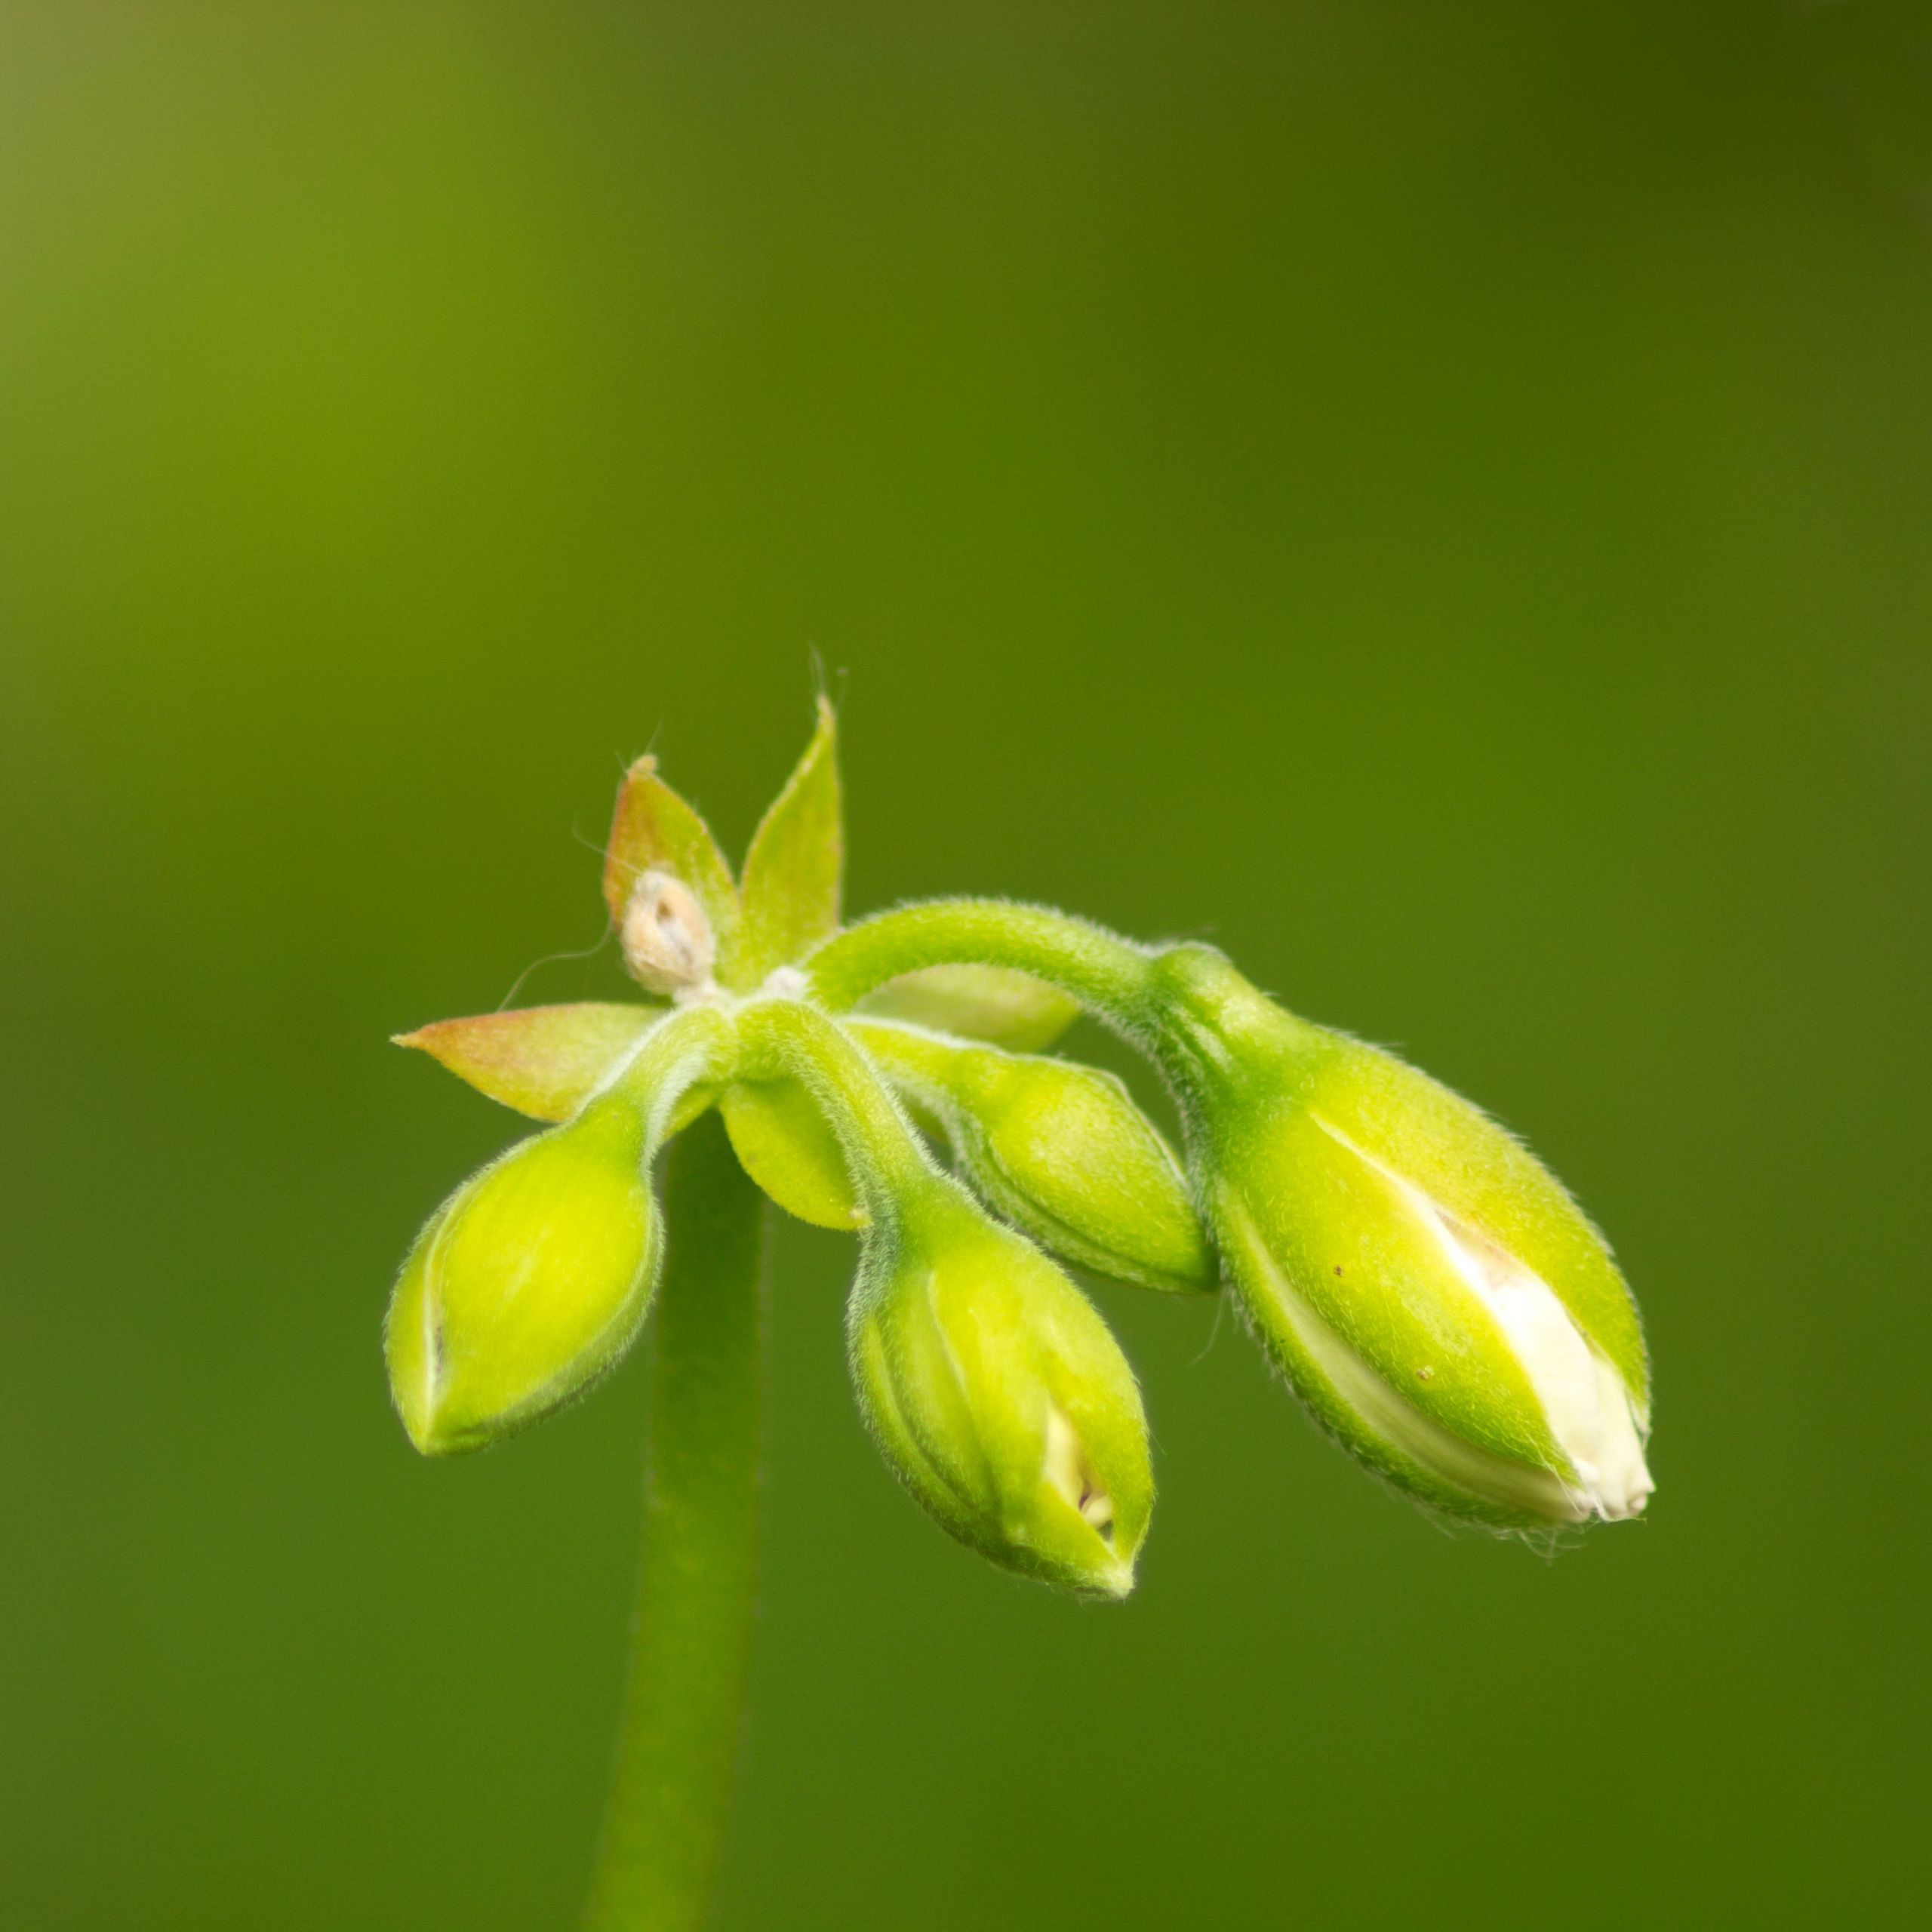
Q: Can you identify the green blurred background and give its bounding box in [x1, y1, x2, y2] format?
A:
[3, 3, 1927, 1927]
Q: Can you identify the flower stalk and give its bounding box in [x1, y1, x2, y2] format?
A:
[807, 899, 1160, 1037]
[584, 1111, 765, 1932]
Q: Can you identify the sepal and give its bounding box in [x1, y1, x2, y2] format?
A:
[395, 1002, 659, 1122]
[732, 698, 842, 987]
[602, 755, 740, 968]
[721, 1078, 864, 1229]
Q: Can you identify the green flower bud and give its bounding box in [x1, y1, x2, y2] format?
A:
[1146, 946, 1652, 1531]
[849, 1179, 1153, 1595]
[385, 1095, 657, 1454]
[849, 1019, 1214, 1292]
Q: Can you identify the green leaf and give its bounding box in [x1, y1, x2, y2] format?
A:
[395, 1003, 660, 1121]
[730, 698, 841, 988]
[855, 964, 1080, 1052]
[719, 1078, 864, 1229]
[602, 755, 740, 962]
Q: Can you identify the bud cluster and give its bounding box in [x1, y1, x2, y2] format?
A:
[387, 701, 1656, 1614]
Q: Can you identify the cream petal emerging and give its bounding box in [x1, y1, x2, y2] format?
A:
[1398, 1171, 1654, 1521]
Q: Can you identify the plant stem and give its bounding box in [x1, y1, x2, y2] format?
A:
[733, 997, 934, 1223]
[585, 1111, 766, 1932]
[805, 900, 1158, 1030]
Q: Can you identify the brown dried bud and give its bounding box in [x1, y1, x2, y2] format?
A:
[620, 870, 716, 996]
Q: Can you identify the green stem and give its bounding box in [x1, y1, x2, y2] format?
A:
[585, 1111, 766, 1932]
[733, 997, 935, 1223]
[805, 900, 1158, 1033]
[608, 1005, 731, 1143]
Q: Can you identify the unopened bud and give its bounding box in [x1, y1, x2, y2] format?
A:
[851, 1020, 1213, 1292]
[848, 1180, 1153, 1595]
[1146, 945, 1653, 1531]
[621, 870, 716, 997]
[385, 1096, 657, 1454]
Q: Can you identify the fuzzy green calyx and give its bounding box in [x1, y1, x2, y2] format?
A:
[1145, 945, 1652, 1529]
[849, 1178, 1153, 1597]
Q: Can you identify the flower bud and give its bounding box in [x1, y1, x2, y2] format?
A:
[1146, 946, 1652, 1531]
[385, 1095, 657, 1454]
[848, 1180, 1153, 1595]
[850, 1020, 1214, 1292]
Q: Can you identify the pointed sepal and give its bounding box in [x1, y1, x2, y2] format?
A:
[602, 755, 740, 968]
[731, 698, 842, 988]
[395, 1003, 661, 1122]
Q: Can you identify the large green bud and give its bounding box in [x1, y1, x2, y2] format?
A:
[385, 1094, 657, 1454]
[848, 1177, 1154, 1596]
[848, 1019, 1214, 1292]
[1146, 946, 1652, 1531]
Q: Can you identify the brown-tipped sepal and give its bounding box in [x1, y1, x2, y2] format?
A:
[395, 1004, 660, 1122]
[602, 755, 740, 969]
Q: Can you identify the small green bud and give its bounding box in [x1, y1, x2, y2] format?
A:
[851, 1020, 1214, 1292]
[385, 1096, 657, 1454]
[1146, 946, 1652, 1531]
[848, 1180, 1153, 1596]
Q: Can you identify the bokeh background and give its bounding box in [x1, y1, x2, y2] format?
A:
[3, 4, 1927, 1927]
